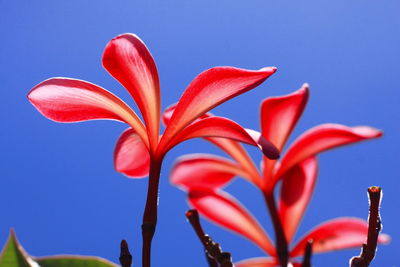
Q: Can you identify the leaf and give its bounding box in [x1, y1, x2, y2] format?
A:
[36, 256, 118, 267]
[0, 230, 36, 267]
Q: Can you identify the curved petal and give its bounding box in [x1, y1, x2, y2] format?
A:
[189, 188, 276, 256]
[279, 157, 318, 243]
[28, 77, 149, 147]
[163, 116, 279, 159]
[163, 105, 262, 186]
[171, 154, 247, 190]
[102, 33, 160, 150]
[160, 66, 277, 148]
[235, 257, 278, 267]
[114, 128, 150, 178]
[261, 84, 309, 151]
[290, 218, 391, 257]
[274, 124, 382, 183]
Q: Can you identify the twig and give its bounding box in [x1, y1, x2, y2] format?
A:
[349, 186, 383, 267]
[120, 240, 132, 267]
[186, 209, 234, 267]
[301, 240, 313, 267]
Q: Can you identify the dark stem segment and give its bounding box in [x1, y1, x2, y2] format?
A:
[263, 192, 289, 267]
[301, 240, 313, 267]
[186, 209, 233, 267]
[349, 186, 383, 267]
[119, 240, 133, 267]
[142, 158, 163, 267]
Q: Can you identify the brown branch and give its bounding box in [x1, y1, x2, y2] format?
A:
[186, 209, 234, 267]
[350, 186, 383, 267]
[301, 240, 313, 267]
[119, 240, 132, 267]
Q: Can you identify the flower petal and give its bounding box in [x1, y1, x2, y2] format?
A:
[235, 257, 278, 267]
[28, 78, 149, 147]
[188, 188, 276, 256]
[102, 33, 160, 150]
[114, 128, 150, 178]
[163, 116, 279, 159]
[290, 218, 391, 257]
[160, 66, 277, 148]
[274, 124, 382, 183]
[279, 157, 318, 243]
[261, 84, 309, 151]
[171, 154, 246, 190]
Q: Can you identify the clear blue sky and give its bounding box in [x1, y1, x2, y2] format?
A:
[1, 1, 399, 266]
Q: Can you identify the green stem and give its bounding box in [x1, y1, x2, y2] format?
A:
[263, 192, 288, 267]
[142, 157, 163, 267]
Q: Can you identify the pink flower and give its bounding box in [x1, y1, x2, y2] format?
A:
[170, 85, 390, 266]
[27, 33, 280, 266]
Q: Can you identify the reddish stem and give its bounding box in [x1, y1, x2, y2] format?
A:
[301, 240, 313, 267]
[120, 240, 133, 267]
[263, 192, 288, 267]
[142, 157, 163, 267]
[349, 186, 382, 267]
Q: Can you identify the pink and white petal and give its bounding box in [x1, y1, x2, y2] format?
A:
[274, 124, 382, 182]
[163, 116, 279, 159]
[290, 217, 390, 257]
[235, 257, 278, 267]
[160, 66, 277, 148]
[279, 157, 318, 243]
[261, 84, 309, 151]
[102, 33, 160, 150]
[28, 78, 149, 147]
[171, 154, 247, 190]
[114, 128, 150, 178]
[189, 188, 276, 256]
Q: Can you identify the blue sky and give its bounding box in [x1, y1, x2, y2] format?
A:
[1, 1, 399, 266]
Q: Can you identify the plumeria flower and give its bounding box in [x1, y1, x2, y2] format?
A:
[169, 85, 390, 267]
[27, 33, 280, 267]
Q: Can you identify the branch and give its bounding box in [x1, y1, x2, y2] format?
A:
[120, 240, 133, 267]
[186, 209, 234, 267]
[349, 186, 383, 267]
[301, 240, 313, 267]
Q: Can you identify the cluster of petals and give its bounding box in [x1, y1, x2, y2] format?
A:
[170, 85, 390, 266]
[28, 33, 281, 178]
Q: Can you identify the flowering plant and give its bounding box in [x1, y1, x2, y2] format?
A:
[170, 85, 390, 266]
[26, 33, 279, 267]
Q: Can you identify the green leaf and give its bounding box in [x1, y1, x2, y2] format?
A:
[36, 256, 118, 267]
[0, 229, 39, 267]
[0, 230, 118, 267]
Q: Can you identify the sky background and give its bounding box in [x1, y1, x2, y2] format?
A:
[1, 1, 399, 266]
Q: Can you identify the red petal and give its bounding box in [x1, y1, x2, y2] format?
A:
[114, 128, 150, 178]
[274, 124, 382, 182]
[102, 33, 160, 150]
[290, 218, 391, 257]
[189, 188, 276, 256]
[28, 78, 149, 147]
[235, 257, 278, 267]
[171, 154, 246, 190]
[163, 116, 279, 159]
[279, 157, 318, 243]
[261, 84, 309, 151]
[206, 138, 262, 187]
[160, 66, 276, 148]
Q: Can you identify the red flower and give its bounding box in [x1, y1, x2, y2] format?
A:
[27, 33, 279, 266]
[170, 85, 390, 266]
